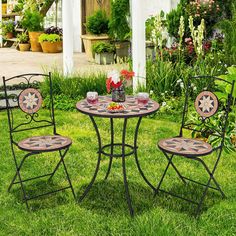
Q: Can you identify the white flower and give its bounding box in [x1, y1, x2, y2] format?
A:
[150, 90, 153, 95]
[162, 102, 167, 107]
[177, 79, 182, 84]
[180, 82, 184, 88]
[193, 86, 197, 91]
[107, 70, 120, 84]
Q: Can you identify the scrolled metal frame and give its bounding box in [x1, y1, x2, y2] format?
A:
[154, 75, 235, 217]
[3, 73, 75, 210]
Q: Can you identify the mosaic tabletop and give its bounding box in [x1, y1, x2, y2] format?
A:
[158, 137, 213, 156]
[76, 96, 160, 118]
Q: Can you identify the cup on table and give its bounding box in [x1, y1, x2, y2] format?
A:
[137, 92, 149, 106]
[86, 92, 98, 104]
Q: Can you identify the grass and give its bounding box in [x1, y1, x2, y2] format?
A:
[0, 109, 236, 235]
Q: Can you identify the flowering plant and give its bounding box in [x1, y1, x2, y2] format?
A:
[106, 69, 135, 93]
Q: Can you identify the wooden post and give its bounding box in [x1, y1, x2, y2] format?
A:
[63, 0, 74, 75]
[131, 0, 146, 91]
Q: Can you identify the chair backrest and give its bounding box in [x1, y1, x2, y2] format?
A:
[3, 73, 56, 141]
[179, 75, 235, 149]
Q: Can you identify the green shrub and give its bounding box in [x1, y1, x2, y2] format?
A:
[86, 10, 109, 35]
[109, 0, 130, 41]
[40, 71, 107, 111]
[0, 20, 15, 35]
[17, 32, 29, 43]
[216, 4, 236, 66]
[166, 0, 189, 38]
[92, 42, 115, 54]
[146, 59, 189, 97]
[38, 33, 62, 43]
[21, 10, 44, 32]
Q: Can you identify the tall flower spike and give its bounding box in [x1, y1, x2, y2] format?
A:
[178, 16, 185, 50]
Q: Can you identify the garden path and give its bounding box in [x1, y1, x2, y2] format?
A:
[0, 48, 124, 85]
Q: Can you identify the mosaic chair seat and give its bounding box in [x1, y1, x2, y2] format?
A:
[3, 73, 76, 209]
[155, 76, 235, 216]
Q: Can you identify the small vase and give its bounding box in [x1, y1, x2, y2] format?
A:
[112, 86, 125, 102]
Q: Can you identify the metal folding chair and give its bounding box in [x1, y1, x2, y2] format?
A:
[154, 75, 235, 216]
[3, 73, 76, 209]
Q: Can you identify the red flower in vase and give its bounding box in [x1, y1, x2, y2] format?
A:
[106, 69, 135, 93]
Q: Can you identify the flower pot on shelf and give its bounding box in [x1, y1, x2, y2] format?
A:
[95, 52, 114, 65]
[28, 32, 43, 52]
[5, 32, 14, 39]
[112, 86, 126, 102]
[40, 41, 62, 53]
[81, 34, 110, 61]
[19, 43, 30, 51]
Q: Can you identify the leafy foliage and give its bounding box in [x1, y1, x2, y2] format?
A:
[21, 10, 44, 32]
[216, 4, 236, 65]
[38, 33, 62, 43]
[92, 42, 115, 54]
[166, 0, 189, 38]
[17, 32, 29, 44]
[0, 20, 15, 35]
[40, 71, 107, 111]
[86, 10, 109, 35]
[45, 26, 63, 36]
[108, 0, 130, 41]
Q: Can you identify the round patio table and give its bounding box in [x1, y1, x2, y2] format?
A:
[76, 95, 160, 217]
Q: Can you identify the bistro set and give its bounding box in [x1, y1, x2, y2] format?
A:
[2, 73, 235, 217]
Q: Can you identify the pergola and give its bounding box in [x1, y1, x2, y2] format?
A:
[0, 0, 178, 90]
[63, 0, 178, 90]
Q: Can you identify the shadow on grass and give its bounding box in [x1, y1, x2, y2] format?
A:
[77, 179, 155, 216]
[153, 181, 224, 217]
[10, 179, 74, 211]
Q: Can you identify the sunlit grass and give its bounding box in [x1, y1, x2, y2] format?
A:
[0, 109, 235, 235]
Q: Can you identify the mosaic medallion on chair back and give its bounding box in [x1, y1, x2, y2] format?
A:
[18, 88, 43, 114]
[194, 91, 219, 118]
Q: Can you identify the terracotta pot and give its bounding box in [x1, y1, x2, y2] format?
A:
[40, 41, 63, 53]
[29, 32, 43, 52]
[19, 43, 31, 52]
[5, 32, 14, 39]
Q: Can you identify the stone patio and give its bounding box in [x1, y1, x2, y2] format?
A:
[0, 48, 125, 85]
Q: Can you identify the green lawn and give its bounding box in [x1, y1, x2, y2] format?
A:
[0, 109, 236, 236]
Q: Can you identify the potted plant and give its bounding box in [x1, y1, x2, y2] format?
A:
[17, 32, 30, 51]
[81, 10, 110, 61]
[92, 41, 115, 65]
[21, 10, 44, 52]
[38, 33, 62, 53]
[0, 20, 15, 39]
[108, 0, 131, 60]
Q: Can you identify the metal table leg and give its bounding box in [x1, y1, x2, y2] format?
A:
[121, 118, 134, 217]
[79, 115, 102, 202]
[134, 117, 156, 191]
[104, 118, 114, 180]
